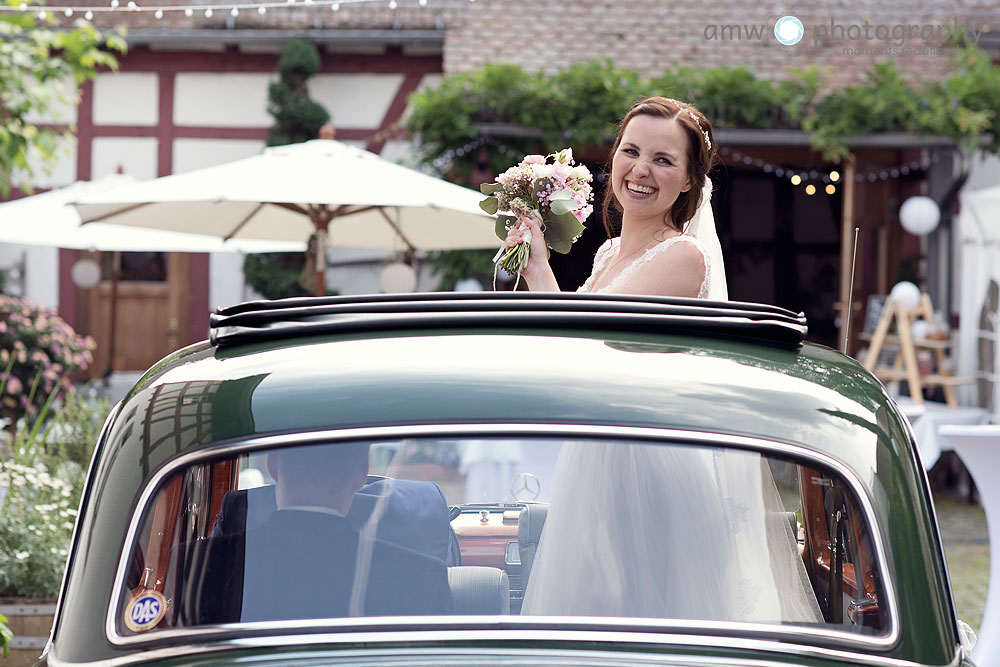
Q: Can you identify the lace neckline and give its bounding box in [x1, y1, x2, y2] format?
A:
[578, 235, 711, 297]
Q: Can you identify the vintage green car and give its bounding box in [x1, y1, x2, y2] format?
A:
[43, 293, 972, 667]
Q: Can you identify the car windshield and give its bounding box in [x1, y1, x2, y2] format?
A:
[117, 437, 888, 636]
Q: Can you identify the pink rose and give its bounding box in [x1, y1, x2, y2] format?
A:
[552, 162, 572, 181]
[521, 155, 546, 165]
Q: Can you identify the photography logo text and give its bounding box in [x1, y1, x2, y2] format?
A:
[704, 16, 989, 53]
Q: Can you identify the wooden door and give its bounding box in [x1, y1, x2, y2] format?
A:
[77, 251, 190, 378]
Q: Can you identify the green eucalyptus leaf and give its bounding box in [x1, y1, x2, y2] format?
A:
[494, 214, 518, 240]
[479, 196, 499, 215]
[480, 182, 500, 195]
[542, 210, 585, 254]
[549, 198, 577, 216]
[548, 188, 575, 201]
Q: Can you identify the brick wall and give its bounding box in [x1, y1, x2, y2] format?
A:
[445, 0, 995, 87]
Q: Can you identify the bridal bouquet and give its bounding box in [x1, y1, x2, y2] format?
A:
[480, 148, 593, 286]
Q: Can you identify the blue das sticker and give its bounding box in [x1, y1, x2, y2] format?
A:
[124, 590, 167, 632]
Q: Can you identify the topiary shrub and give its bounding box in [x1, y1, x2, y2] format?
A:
[266, 38, 330, 147]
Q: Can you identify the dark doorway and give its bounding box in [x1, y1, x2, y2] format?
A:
[713, 168, 842, 348]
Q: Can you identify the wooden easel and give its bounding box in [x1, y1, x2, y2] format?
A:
[861, 293, 969, 408]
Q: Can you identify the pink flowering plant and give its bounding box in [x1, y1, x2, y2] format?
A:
[0, 295, 95, 428]
[480, 148, 593, 285]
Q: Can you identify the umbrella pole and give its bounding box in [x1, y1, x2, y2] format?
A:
[315, 223, 328, 297]
[105, 251, 120, 380]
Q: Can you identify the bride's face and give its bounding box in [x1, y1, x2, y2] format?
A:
[611, 115, 693, 228]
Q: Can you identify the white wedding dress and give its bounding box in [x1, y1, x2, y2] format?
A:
[520, 183, 822, 623]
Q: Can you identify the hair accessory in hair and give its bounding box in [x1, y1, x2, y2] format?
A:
[662, 98, 711, 150]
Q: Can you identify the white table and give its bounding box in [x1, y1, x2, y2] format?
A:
[939, 425, 1000, 664]
[894, 397, 990, 469]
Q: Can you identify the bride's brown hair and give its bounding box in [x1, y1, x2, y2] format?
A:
[601, 97, 718, 238]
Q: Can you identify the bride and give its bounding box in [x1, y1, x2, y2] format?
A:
[507, 97, 822, 623]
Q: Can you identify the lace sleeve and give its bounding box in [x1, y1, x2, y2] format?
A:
[596, 235, 710, 298]
[577, 238, 616, 293]
[648, 236, 710, 299]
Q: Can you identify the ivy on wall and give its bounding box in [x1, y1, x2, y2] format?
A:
[406, 45, 999, 175]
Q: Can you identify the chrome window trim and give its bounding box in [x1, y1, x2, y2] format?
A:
[104, 423, 902, 652]
[54, 632, 959, 667]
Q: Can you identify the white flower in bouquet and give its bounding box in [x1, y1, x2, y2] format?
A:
[480, 148, 594, 288]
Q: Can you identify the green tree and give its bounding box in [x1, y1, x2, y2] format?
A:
[0, 5, 125, 196]
[266, 38, 330, 147]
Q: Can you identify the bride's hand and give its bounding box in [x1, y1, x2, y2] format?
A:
[505, 213, 549, 280]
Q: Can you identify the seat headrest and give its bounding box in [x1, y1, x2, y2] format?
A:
[517, 503, 548, 544]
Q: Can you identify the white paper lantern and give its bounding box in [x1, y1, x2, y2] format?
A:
[899, 196, 940, 236]
[70, 258, 101, 289]
[910, 319, 931, 341]
[890, 281, 921, 310]
[380, 262, 417, 293]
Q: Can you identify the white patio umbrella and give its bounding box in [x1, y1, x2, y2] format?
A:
[0, 175, 304, 253]
[0, 175, 305, 377]
[72, 140, 498, 295]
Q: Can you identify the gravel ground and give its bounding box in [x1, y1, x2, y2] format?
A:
[934, 491, 989, 633]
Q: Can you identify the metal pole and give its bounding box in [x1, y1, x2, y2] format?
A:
[838, 160, 857, 352]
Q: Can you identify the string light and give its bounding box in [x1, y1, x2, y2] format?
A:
[805, 184, 816, 196]
[0, 0, 452, 18]
[719, 146, 934, 193]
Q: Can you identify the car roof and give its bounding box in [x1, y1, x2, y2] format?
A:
[113, 293, 906, 488]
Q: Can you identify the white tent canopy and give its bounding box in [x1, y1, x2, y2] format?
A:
[956, 184, 1000, 422]
[0, 175, 304, 253]
[72, 140, 496, 253]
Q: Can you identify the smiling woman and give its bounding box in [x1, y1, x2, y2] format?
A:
[510, 97, 723, 300]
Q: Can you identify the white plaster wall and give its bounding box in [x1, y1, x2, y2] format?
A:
[308, 74, 403, 128]
[174, 73, 275, 127]
[0, 244, 59, 309]
[92, 137, 158, 180]
[379, 139, 423, 169]
[209, 252, 248, 310]
[12, 134, 78, 188]
[172, 138, 265, 173]
[93, 72, 159, 125]
[324, 250, 439, 295]
[22, 75, 78, 125]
